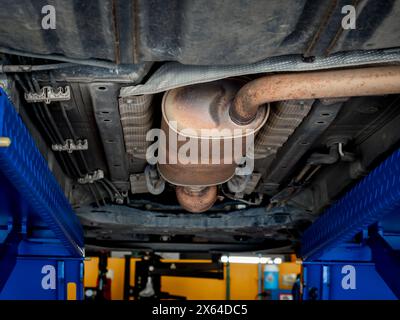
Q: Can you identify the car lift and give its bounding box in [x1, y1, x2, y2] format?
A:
[1, 85, 400, 300]
[0, 88, 84, 299]
[300, 147, 400, 300]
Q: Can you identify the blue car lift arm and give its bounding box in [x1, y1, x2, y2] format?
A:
[0, 88, 84, 299]
[301, 147, 400, 300]
[367, 231, 400, 297]
[301, 148, 400, 260]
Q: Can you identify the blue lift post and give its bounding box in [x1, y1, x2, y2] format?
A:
[301, 147, 400, 300]
[0, 87, 84, 299]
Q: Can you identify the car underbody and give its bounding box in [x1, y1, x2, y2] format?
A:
[1, 0, 400, 254]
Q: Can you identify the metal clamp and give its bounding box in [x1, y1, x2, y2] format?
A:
[144, 165, 165, 195]
[52, 139, 88, 153]
[78, 169, 104, 184]
[25, 86, 71, 104]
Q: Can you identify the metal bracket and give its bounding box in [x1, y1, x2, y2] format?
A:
[52, 139, 88, 153]
[0, 229, 19, 292]
[144, 165, 165, 195]
[24, 86, 71, 104]
[78, 169, 104, 184]
[367, 232, 400, 299]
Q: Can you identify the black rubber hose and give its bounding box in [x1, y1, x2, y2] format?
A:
[98, 180, 115, 202]
[58, 100, 106, 205]
[14, 74, 76, 177]
[58, 102, 91, 171]
[88, 184, 101, 208]
[21, 74, 103, 206]
[104, 178, 123, 199]
[30, 78, 85, 177]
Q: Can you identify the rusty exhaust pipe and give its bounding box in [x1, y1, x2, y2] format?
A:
[176, 186, 218, 213]
[230, 66, 400, 125]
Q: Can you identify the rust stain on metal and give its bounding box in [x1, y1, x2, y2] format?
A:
[176, 186, 218, 213]
[231, 66, 400, 124]
[159, 79, 269, 187]
[304, 0, 338, 57]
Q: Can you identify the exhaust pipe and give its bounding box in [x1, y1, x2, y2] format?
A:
[176, 186, 218, 213]
[230, 66, 400, 125]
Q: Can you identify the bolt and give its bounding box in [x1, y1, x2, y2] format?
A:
[302, 55, 315, 63]
[0, 137, 11, 148]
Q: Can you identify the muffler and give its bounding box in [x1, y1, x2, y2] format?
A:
[158, 79, 268, 212]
